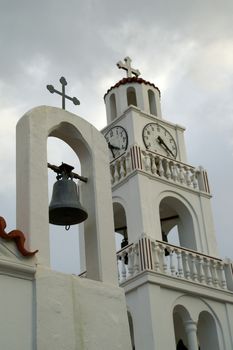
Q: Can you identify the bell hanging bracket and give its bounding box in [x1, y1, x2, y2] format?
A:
[47, 162, 88, 182]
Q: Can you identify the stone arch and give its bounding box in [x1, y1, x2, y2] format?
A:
[109, 93, 117, 121]
[158, 191, 200, 251]
[148, 89, 157, 116]
[197, 299, 225, 350]
[127, 87, 137, 106]
[173, 305, 191, 349]
[16, 106, 117, 284]
[173, 295, 225, 350]
[197, 311, 220, 350]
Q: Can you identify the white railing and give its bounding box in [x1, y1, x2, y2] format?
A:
[110, 152, 132, 185]
[141, 151, 200, 190]
[110, 146, 210, 194]
[116, 237, 231, 291]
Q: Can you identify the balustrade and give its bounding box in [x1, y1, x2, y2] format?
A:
[117, 244, 139, 283]
[117, 239, 230, 291]
[110, 148, 210, 194]
[141, 150, 202, 191]
[110, 152, 131, 185]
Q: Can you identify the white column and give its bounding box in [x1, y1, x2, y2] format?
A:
[184, 320, 199, 350]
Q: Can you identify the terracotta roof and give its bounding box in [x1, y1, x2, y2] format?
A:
[0, 216, 38, 257]
[104, 77, 161, 99]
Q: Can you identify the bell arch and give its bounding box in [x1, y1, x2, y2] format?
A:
[47, 136, 82, 274]
[16, 106, 117, 284]
[159, 194, 198, 251]
[127, 87, 137, 106]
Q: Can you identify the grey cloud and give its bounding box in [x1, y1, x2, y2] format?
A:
[0, 0, 233, 271]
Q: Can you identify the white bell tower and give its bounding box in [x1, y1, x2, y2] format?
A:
[101, 58, 233, 349]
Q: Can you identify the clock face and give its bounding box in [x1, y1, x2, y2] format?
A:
[104, 126, 128, 161]
[142, 123, 177, 159]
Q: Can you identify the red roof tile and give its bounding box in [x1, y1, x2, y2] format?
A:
[104, 77, 161, 99]
[0, 216, 38, 257]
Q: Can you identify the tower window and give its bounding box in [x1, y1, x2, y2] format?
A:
[127, 87, 137, 107]
[148, 89, 157, 116]
[110, 93, 117, 120]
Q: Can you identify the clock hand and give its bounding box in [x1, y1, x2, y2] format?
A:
[108, 142, 116, 158]
[107, 142, 120, 150]
[111, 145, 121, 150]
[158, 137, 174, 157]
[157, 136, 175, 157]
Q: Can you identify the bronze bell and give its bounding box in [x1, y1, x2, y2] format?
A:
[49, 163, 88, 226]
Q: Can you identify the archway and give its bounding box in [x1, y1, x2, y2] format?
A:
[16, 106, 117, 284]
[197, 311, 220, 350]
[113, 202, 128, 251]
[47, 136, 83, 275]
[173, 305, 190, 349]
[159, 196, 197, 250]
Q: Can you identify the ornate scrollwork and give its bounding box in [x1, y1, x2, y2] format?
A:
[0, 217, 38, 257]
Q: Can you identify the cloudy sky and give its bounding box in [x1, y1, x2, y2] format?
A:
[0, 0, 233, 273]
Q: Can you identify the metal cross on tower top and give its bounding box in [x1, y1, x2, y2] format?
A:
[116, 56, 141, 78]
[47, 77, 80, 110]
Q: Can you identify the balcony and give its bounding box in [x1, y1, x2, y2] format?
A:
[110, 145, 210, 194]
[116, 237, 233, 292]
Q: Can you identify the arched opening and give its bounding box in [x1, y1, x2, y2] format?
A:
[127, 87, 137, 107]
[173, 305, 190, 350]
[110, 93, 117, 121]
[148, 89, 157, 116]
[113, 202, 128, 251]
[197, 311, 220, 350]
[47, 136, 83, 275]
[127, 311, 135, 350]
[17, 108, 117, 283]
[159, 196, 197, 250]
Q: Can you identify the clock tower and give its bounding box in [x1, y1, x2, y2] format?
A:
[101, 58, 233, 349]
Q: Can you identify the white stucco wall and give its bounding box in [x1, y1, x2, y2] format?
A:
[36, 266, 132, 350]
[0, 275, 34, 350]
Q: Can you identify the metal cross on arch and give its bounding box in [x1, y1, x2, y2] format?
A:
[47, 76, 80, 110]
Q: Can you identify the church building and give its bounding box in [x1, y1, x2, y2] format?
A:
[0, 57, 233, 349]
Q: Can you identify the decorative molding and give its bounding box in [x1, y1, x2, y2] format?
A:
[0, 217, 38, 257]
[130, 145, 142, 171]
[0, 257, 36, 280]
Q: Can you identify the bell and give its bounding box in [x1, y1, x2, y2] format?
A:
[49, 178, 88, 226]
